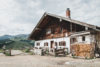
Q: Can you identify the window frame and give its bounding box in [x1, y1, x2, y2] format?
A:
[82, 36, 85, 41]
[44, 42, 48, 46]
[36, 43, 40, 46]
[72, 38, 77, 43]
[55, 42, 57, 46]
[59, 41, 66, 46]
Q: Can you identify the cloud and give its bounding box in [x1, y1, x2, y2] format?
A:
[0, 0, 100, 36]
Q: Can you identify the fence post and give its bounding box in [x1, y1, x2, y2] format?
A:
[3, 49, 6, 54]
[29, 47, 31, 50]
[2, 45, 6, 54]
[9, 47, 11, 56]
[22, 46, 23, 50]
[55, 49, 56, 57]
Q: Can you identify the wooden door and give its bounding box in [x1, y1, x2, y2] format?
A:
[51, 41, 54, 48]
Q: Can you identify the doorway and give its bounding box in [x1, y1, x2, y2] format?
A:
[51, 41, 54, 48]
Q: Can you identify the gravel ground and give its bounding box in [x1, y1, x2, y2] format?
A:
[0, 50, 100, 67]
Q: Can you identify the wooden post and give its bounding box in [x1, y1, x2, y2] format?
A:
[46, 48, 49, 55]
[2, 45, 6, 54]
[22, 46, 23, 50]
[3, 49, 6, 54]
[29, 47, 31, 51]
[75, 24, 76, 32]
[9, 47, 11, 56]
[55, 49, 56, 57]
[70, 22, 72, 56]
[90, 33, 93, 58]
[63, 48, 65, 57]
[70, 23, 72, 32]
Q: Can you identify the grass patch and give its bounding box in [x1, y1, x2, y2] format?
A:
[25, 48, 30, 53]
[90, 57, 94, 59]
[5, 52, 11, 56]
[85, 57, 88, 59]
[72, 55, 75, 58]
[0, 49, 3, 53]
[30, 52, 34, 55]
[85, 57, 94, 59]
[0, 50, 1, 53]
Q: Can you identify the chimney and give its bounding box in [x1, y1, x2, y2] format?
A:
[66, 8, 70, 18]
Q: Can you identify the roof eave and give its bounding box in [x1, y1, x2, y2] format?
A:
[28, 12, 47, 40]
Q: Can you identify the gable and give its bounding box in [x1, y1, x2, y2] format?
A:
[35, 18, 86, 40]
[28, 12, 100, 40]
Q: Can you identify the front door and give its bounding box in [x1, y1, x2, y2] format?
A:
[51, 41, 54, 48]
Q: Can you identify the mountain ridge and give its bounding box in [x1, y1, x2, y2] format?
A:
[0, 34, 34, 49]
[0, 34, 30, 40]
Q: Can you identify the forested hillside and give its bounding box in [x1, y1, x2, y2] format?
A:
[0, 34, 34, 49]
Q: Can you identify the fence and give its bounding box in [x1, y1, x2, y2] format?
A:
[55, 48, 68, 57]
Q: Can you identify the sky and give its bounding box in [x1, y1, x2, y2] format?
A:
[0, 0, 100, 36]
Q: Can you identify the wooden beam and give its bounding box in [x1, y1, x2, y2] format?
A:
[35, 28, 42, 30]
[70, 22, 72, 32]
[42, 16, 51, 27]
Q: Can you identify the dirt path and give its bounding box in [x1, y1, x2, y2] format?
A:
[11, 50, 23, 55]
[0, 50, 100, 67]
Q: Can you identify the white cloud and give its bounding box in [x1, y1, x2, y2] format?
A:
[0, 0, 100, 36]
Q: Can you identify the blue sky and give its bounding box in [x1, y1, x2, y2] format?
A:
[0, 0, 100, 36]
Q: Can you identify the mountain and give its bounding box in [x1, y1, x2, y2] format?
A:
[0, 34, 29, 40]
[0, 35, 14, 40]
[14, 34, 29, 38]
[0, 34, 34, 49]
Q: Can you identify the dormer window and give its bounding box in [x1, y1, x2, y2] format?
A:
[46, 29, 51, 34]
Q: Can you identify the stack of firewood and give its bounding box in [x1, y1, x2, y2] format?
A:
[72, 44, 93, 58]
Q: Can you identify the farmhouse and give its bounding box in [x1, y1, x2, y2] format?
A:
[28, 8, 100, 58]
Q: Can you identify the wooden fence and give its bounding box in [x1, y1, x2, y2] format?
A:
[55, 48, 68, 57]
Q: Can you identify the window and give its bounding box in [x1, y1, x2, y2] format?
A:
[72, 38, 76, 43]
[55, 42, 57, 46]
[59, 41, 66, 46]
[82, 36, 85, 41]
[60, 28, 63, 32]
[46, 29, 51, 34]
[44, 42, 48, 46]
[37, 43, 40, 46]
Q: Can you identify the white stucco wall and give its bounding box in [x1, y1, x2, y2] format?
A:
[71, 35, 91, 45]
[35, 37, 70, 53]
[77, 35, 90, 44]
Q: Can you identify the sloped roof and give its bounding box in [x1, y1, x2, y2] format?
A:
[28, 12, 100, 40]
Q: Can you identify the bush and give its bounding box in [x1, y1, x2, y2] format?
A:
[5, 52, 11, 56]
[25, 48, 30, 53]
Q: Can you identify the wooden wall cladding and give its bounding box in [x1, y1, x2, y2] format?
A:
[35, 17, 85, 40]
